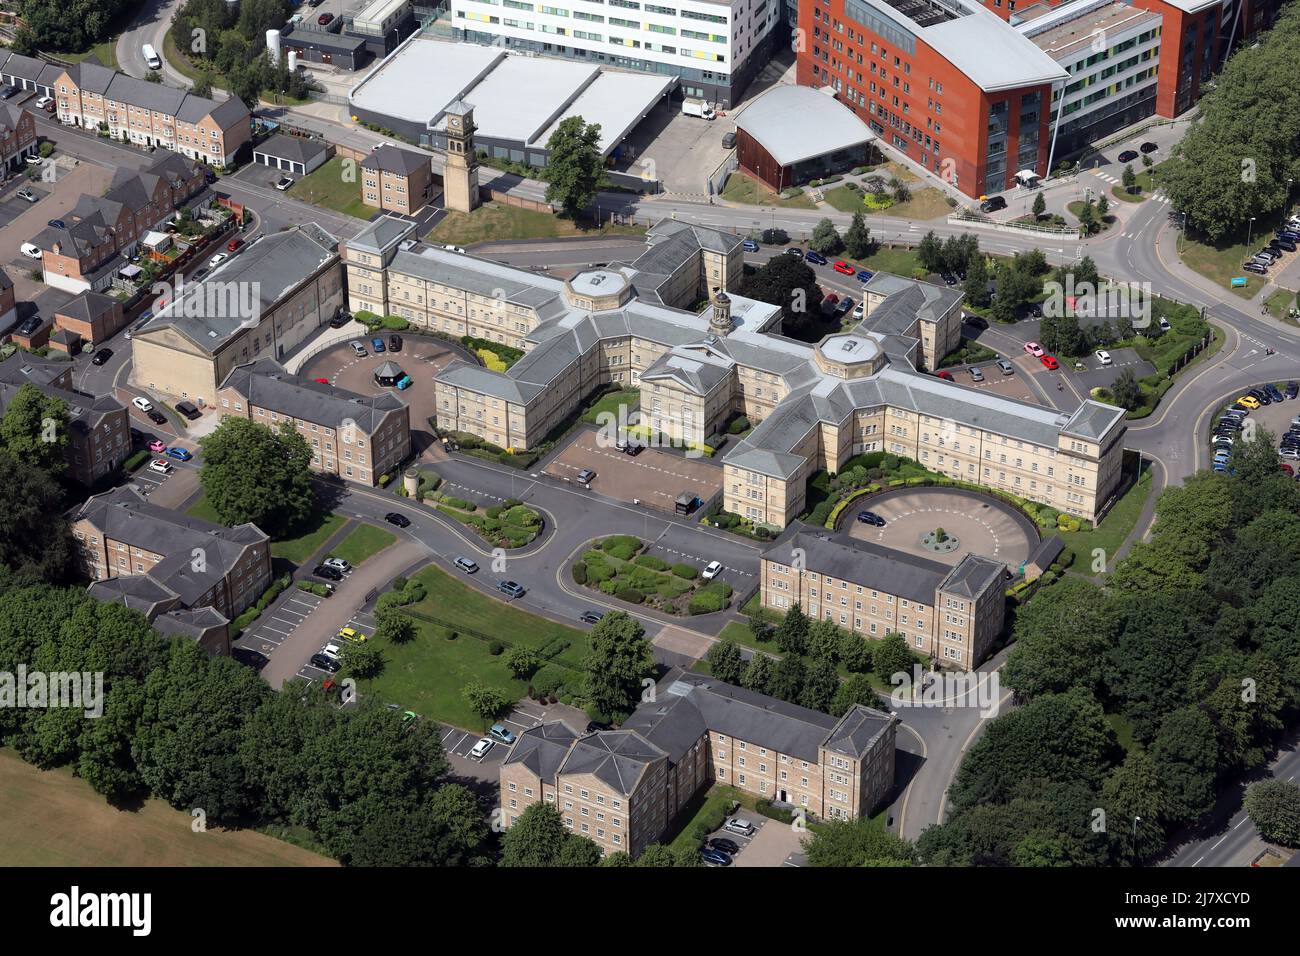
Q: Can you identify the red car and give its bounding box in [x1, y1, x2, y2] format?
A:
[833, 260, 855, 276]
[937, 370, 954, 381]
[1040, 355, 1059, 370]
[1282, 463, 1295, 476]
[227, 237, 243, 253]
[318, 12, 334, 25]
[314, 377, 330, 385]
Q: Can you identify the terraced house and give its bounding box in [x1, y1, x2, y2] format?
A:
[501, 672, 898, 855]
[0, 103, 36, 172]
[69, 486, 273, 655]
[340, 216, 1126, 526]
[53, 60, 251, 166]
[217, 359, 412, 486]
[761, 524, 1007, 667]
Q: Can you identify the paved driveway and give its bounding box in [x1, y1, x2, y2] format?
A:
[545, 427, 722, 513]
[734, 818, 807, 867]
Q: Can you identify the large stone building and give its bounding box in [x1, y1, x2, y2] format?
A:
[216, 359, 412, 486]
[762, 524, 1007, 668]
[341, 215, 1125, 527]
[501, 671, 899, 856]
[131, 224, 344, 407]
[0, 353, 130, 486]
[53, 60, 251, 166]
[70, 486, 273, 655]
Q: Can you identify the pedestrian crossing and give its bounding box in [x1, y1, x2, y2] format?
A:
[1089, 170, 1170, 203]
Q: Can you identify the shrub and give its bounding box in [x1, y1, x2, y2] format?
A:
[634, 553, 670, 572]
[486, 505, 503, 519]
[601, 535, 642, 561]
[122, 449, 150, 471]
[443, 496, 475, 511]
[488, 640, 505, 655]
[571, 560, 588, 585]
[727, 416, 751, 434]
[446, 630, 458, 641]
[615, 587, 645, 605]
[671, 563, 698, 579]
[532, 664, 568, 698]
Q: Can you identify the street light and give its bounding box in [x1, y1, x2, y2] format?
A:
[1132, 816, 1142, 862]
[1247, 216, 1256, 247]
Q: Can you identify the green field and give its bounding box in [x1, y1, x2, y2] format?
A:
[272, 511, 348, 564]
[329, 523, 396, 566]
[1179, 227, 1274, 300]
[57, 39, 120, 70]
[428, 203, 646, 245]
[291, 156, 375, 220]
[1060, 466, 1154, 572]
[721, 172, 817, 209]
[0, 749, 333, 867]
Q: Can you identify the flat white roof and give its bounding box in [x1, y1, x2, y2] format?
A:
[450, 55, 599, 144]
[353, 0, 408, 23]
[736, 85, 873, 167]
[536, 70, 675, 154]
[349, 39, 503, 125]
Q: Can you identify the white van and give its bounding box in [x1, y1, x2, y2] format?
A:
[142, 44, 161, 70]
[20, 242, 41, 259]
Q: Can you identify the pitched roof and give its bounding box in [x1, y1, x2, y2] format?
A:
[361, 144, 428, 176]
[558, 730, 665, 795]
[502, 722, 580, 781]
[220, 358, 406, 433]
[255, 133, 328, 165]
[938, 553, 1006, 600]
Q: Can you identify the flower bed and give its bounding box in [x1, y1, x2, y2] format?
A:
[571, 536, 732, 615]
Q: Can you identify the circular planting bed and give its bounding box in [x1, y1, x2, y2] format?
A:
[920, 528, 961, 554]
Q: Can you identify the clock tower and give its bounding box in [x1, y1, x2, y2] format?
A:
[443, 100, 479, 214]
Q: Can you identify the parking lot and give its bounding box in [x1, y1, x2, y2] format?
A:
[545, 427, 722, 513]
[944, 358, 1042, 404]
[1072, 346, 1155, 393]
[1212, 383, 1300, 470]
[236, 589, 329, 676]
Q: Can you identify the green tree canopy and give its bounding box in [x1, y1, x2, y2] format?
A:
[544, 116, 604, 219]
[198, 418, 314, 537]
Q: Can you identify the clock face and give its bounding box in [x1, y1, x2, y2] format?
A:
[450, 118, 461, 131]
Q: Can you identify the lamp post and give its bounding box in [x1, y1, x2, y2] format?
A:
[1132, 815, 1142, 862]
[1247, 216, 1256, 247]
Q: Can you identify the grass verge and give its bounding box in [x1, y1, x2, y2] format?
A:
[329, 523, 397, 567]
[721, 171, 817, 209]
[427, 203, 646, 245]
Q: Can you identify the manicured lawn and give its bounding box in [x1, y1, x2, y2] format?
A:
[427, 203, 646, 245]
[576, 535, 731, 615]
[405, 564, 590, 669]
[1060, 466, 1153, 572]
[57, 39, 120, 70]
[580, 387, 639, 424]
[823, 185, 867, 213]
[721, 171, 816, 209]
[186, 495, 223, 524]
[292, 156, 375, 220]
[1068, 200, 1116, 232]
[0, 748, 333, 866]
[1179, 230, 1271, 300]
[666, 784, 759, 851]
[271, 511, 348, 565]
[887, 187, 955, 221]
[851, 245, 924, 279]
[1265, 287, 1296, 319]
[329, 523, 397, 567]
[360, 618, 532, 730]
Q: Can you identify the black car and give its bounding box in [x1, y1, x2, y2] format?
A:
[0, 86, 16, 100]
[313, 564, 344, 581]
[1118, 150, 1139, 163]
[579, 611, 604, 625]
[1216, 419, 1242, 430]
[389, 333, 403, 352]
[805, 250, 828, 266]
[1139, 141, 1159, 154]
[47, 218, 66, 229]
[964, 315, 988, 331]
[1244, 261, 1269, 275]
[979, 195, 1007, 213]
[146, 409, 167, 425]
[175, 400, 201, 421]
[310, 652, 342, 673]
[1265, 383, 1284, 403]
[700, 847, 732, 866]
[708, 837, 741, 855]
[624, 442, 644, 456]
[232, 647, 269, 671]
[91, 348, 113, 366]
[1272, 238, 1297, 253]
[384, 512, 411, 528]
[329, 311, 351, 329]
[857, 510, 886, 527]
[16, 316, 42, 336]
[1287, 381, 1298, 400]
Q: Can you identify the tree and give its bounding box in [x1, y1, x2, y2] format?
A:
[768, 653, 807, 703]
[462, 680, 510, 724]
[831, 673, 879, 716]
[917, 230, 944, 272]
[504, 646, 542, 680]
[1003, 577, 1116, 700]
[872, 633, 913, 684]
[583, 611, 654, 720]
[0, 382, 69, 476]
[198, 418, 314, 537]
[1032, 191, 1047, 219]
[1150, 705, 1219, 825]
[838, 632, 873, 673]
[741, 653, 774, 695]
[806, 620, 841, 664]
[544, 116, 604, 219]
[501, 801, 601, 866]
[773, 602, 809, 655]
[0, 449, 73, 584]
[1121, 164, 1137, 195]
[1100, 750, 1168, 862]
[804, 816, 916, 866]
[1097, 193, 1110, 219]
[843, 211, 872, 259]
[1077, 200, 1097, 235]
[809, 218, 843, 255]
[192, 71, 215, 99]
[1110, 367, 1142, 410]
[341, 644, 383, 679]
[373, 608, 415, 645]
[799, 658, 840, 713]
[963, 254, 990, 308]
[704, 639, 745, 685]
[1244, 781, 1300, 847]
[738, 253, 822, 328]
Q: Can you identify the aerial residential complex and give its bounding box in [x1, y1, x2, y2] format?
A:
[501, 671, 899, 854]
[795, 0, 1280, 197]
[443, 0, 784, 106]
[342, 215, 1126, 528]
[217, 359, 413, 487]
[53, 59, 251, 167]
[761, 525, 1007, 667]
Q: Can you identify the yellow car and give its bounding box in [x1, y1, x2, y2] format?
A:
[1237, 395, 1261, 410]
[336, 627, 367, 644]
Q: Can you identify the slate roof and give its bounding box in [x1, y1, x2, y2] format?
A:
[361, 144, 428, 176]
[255, 133, 328, 165]
[154, 606, 229, 642]
[823, 704, 895, 760]
[938, 553, 1007, 601]
[87, 574, 179, 617]
[220, 358, 405, 432]
[557, 730, 665, 796]
[502, 722, 580, 781]
[0, 357, 124, 441]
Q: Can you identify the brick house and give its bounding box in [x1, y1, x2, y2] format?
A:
[360, 145, 434, 215]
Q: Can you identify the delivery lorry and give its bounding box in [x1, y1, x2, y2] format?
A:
[682, 98, 715, 120]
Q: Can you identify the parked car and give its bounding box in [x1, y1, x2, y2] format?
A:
[724, 818, 755, 836]
[708, 837, 741, 855]
[852, 302, 865, 320]
[384, 511, 411, 528]
[91, 348, 113, 366]
[979, 195, 1007, 213]
[323, 557, 352, 574]
[1287, 381, 1298, 400]
[19, 242, 41, 259]
[579, 611, 604, 625]
[226, 237, 244, 253]
[275, 176, 293, 191]
[964, 314, 988, 331]
[131, 396, 155, 413]
[318, 12, 335, 24]
[1040, 355, 1060, 370]
[336, 627, 366, 645]
[350, 340, 368, 357]
[624, 442, 644, 456]
[329, 310, 351, 328]
[1139, 141, 1159, 154]
[741, 238, 759, 253]
[997, 359, 1015, 375]
[310, 651, 342, 673]
[232, 647, 269, 670]
[34, 95, 53, 111]
[175, 400, 200, 420]
[469, 738, 494, 759]
[856, 269, 874, 284]
[1265, 383, 1285, 403]
[395, 374, 412, 390]
[389, 333, 403, 352]
[857, 510, 886, 527]
[313, 564, 344, 582]
[833, 260, 855, 275]
[0, 86, 16, 100]
[15, 187, 38, 203]
[936, 369, 954, 381]
[1238, 394, 1261, 410]
[701, 560, 723, 580]
[785, 247, 804, 257]
[146, 410, 167, 425]
[147, 459, 171, 475]
[576, 468, 596, 485]
[1271, 238, 1297, 253]
[489, 724, 516, 744]
[700, 846, 732, 866]
[1095, 349, 1113, 366]
[1118, 149, 1139, 163]
[969, 366, 984, 382]
[371, 336, 386, 353]
[722, 131, 737, 149]
[805, 250, 828, 266]
[498, 580, 525, 599]
[1023, 341, 1044, 357]
[165, 447, 193, 462]
[208, 252, 228, 269]
[1244, 262, 1269, 275]
[454, 556, 479, 574]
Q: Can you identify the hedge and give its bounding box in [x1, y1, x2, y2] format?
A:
[296, 581, 332, 597]
[571, 561, 588, 585]
[442, 496, 475, 511]
[671, 563, 698, 579]
[615, 587, 645, 605]
[122, 449, 150, 472]
[532, 664, 569, 697]
[633, 553, 670, 572]
[231, 572, 291, 638]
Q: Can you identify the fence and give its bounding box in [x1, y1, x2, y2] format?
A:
[707, 152, 738, 197]
[946, 211, 1076, 239]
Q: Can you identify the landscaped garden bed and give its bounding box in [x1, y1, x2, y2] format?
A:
[571, 535, 732, 615]
[429, 494, 543, 549]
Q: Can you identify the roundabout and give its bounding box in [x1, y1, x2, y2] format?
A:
[835, 486, 1040, 571]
